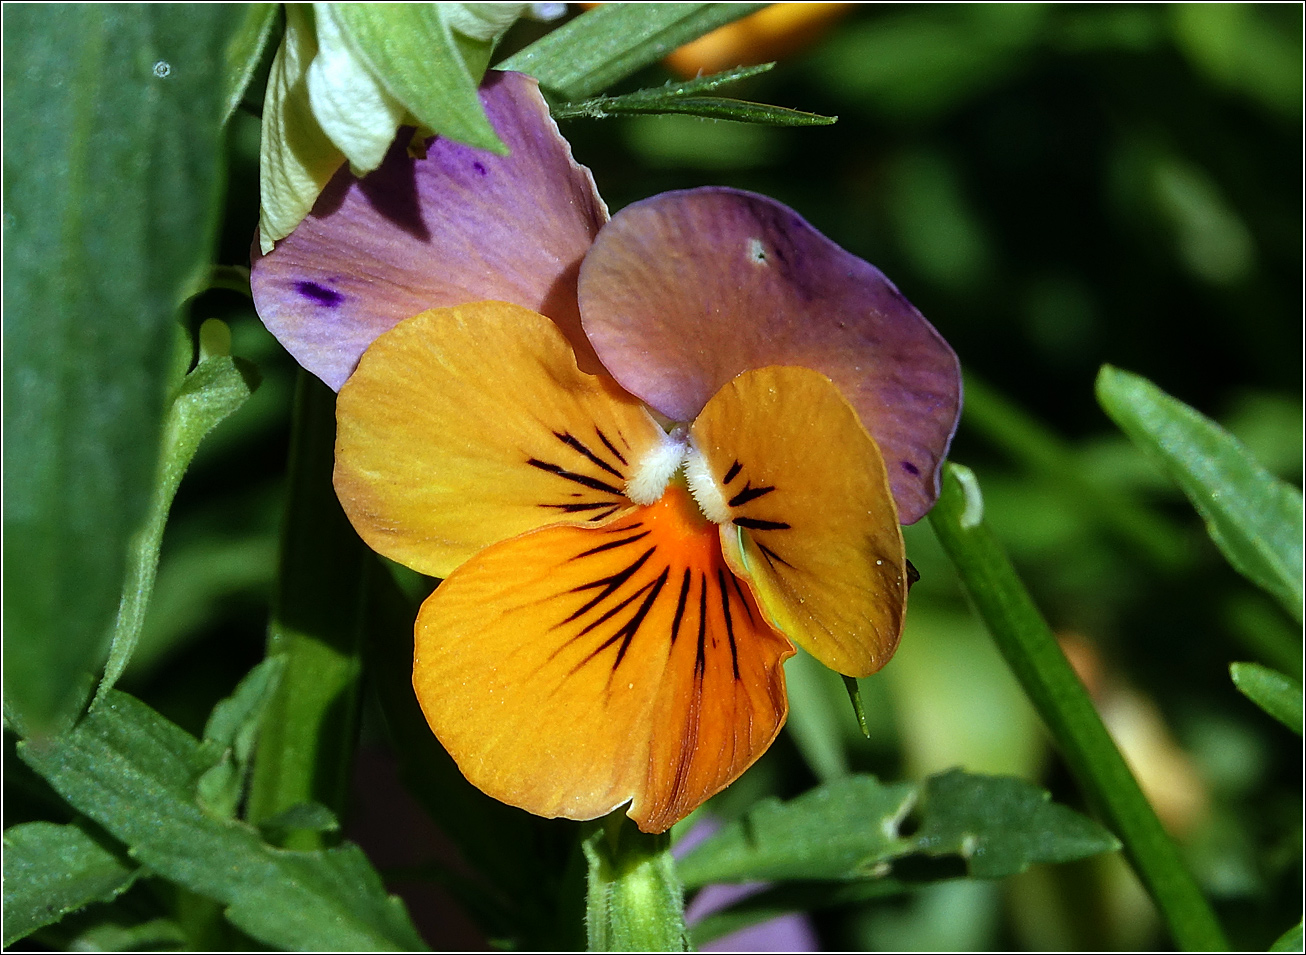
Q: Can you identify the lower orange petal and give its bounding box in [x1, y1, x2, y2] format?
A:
[413, 484, 793, 832]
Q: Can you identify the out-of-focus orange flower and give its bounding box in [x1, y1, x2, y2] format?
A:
[664, 3, 853, 77]
[1059, 633, 1210, 836]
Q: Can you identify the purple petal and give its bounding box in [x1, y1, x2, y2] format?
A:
[578, 187, 961, 524]
[251, 71, 608, 390]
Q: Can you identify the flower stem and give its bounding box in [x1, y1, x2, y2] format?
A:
[928, 462, 1227, 951]
[583, 812, 688, 952]
[245, 371, 368, 847]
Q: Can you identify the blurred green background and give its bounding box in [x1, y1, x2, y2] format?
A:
[82, 4, 1301, 950]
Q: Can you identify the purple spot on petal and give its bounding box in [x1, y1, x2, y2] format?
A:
[472, 161, 487, 176]
[296, 280, 344, 308]
[901, 460, 920, 476]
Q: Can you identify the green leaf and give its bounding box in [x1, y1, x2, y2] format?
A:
[911, 769, 1119, 878]
[677, 771, 1118, 890]
[557, 94, 836, 125]
[222, 3, 279, 123]
[500, 2, 767, 101]
[3, 4, 244, 736]
[332, 3, 504, 154]
[1096, 365, 1304, 621]
[62, 918, 188, 952]
[2, 821, 139, 946]
[551, 65, 837, 125]
[18, 690, 427, 952]
[98, 345, 260, 700]
[1230, 662, 1303, 735]
[1271, 920, 1304, 952]
[677, 775, 917, 886]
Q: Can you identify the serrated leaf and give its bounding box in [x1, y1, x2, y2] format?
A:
[3, 3, 244, 736]
[1096, 365, 1304, 621]
[2, 821, 139, 946]
[18, 690, 426, 952]
[331, 3, 504, 154]
[1230, 662, 1303, 735]
[677, 775, 917, 886]
[222, 3, 279, 124]
[98, 352, 261, 699]
[677, 770, 1119, 888]
[910, 769, 1120, 878]
[501, 2, 767, 101]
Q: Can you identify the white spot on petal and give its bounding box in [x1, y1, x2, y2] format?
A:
[748, 237, 768, 265]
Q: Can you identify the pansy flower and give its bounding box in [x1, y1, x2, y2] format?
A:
[251, 71, 961, 833]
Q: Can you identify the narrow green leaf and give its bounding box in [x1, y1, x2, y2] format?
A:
[18, 690, 426, 952]
[1230, 662, 1303, 735]
[547, 62, 835, 125]
[332, 3, 504, 153]
[584, 814, 687, 952]
[222, 3, 279, 123]
[1096, 365, 1304, 620]
[555, 94, 837, 125]
[911, 769, 1119, 878]
[98, 348, 260, 700]
[1270, 920, 1304, 952]
[677, 775, 917, 886]
[3, 4, 244, 735]
[500, 3, 767, 101]
[2, 821, 139, 946]
[842, 675, 871, 739]
[929, 462, 1228, 951]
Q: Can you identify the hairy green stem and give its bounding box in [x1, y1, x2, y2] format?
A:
[584, 813, 688, 952]
[245, 371, 368, 847]
[928, 462, 1227, 951]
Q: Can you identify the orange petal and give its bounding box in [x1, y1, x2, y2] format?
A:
[413, 484, 793, 833]
[689, 366, 907, 677]
[334, 301, 665, 578]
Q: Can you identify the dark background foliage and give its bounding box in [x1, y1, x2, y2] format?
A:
[15, 4, 1297, 951]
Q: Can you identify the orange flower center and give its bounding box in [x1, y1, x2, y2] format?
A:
[639, 480, 721, 565]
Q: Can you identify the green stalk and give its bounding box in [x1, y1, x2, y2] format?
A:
[583, 813, 688, 952]
[245, 371, 368, 847]
[928, 462, 1227, 951]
